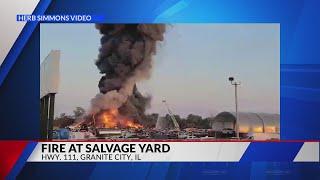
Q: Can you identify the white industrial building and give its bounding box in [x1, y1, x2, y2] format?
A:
[211, 112, 280, 140]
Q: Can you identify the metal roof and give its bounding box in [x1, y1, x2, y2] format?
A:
[212, 112, 280, 133]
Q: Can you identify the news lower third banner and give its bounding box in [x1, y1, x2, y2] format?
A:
[27, 142, 319, 162]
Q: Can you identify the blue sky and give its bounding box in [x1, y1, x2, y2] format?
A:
[41, 24, 279, 117]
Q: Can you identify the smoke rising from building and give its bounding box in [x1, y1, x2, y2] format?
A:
[89, 24, 165, 124]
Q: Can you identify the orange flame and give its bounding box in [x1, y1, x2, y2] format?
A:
[99, 108, 142, 129]
[101, 109, 117, 128]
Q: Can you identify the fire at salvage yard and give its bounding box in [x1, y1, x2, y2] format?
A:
[70, 23, 173, 139]
[90, 24, 165, 125]
[42, 24, 280, 141]
[93, 108, 142, 129]
[86, 24, 165, 135]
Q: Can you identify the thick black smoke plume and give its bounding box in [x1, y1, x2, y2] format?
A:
[90, 24, 165, 122]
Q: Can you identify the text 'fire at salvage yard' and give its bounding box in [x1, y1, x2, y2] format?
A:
[42, 143, 170, 153]
[40, 143, 170, 161]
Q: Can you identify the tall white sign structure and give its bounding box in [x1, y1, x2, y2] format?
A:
[40, 50, 60, 139]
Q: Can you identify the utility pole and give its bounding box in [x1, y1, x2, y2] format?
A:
[228, 77, 240, 139]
